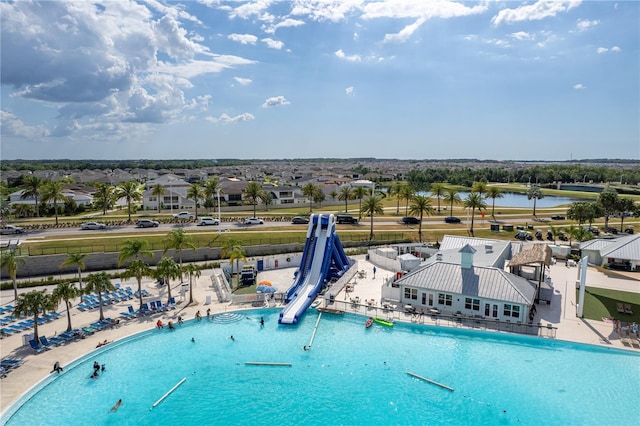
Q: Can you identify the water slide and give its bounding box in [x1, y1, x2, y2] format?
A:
[279, 214, 350, 325]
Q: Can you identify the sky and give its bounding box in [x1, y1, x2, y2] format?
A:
[1, 0, 638, 161]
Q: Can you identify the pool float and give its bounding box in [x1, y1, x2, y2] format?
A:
[365, 317, 373, 328]
[373, 317, 394, 327]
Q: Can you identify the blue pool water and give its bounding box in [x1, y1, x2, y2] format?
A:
[3, 309, 639, 425]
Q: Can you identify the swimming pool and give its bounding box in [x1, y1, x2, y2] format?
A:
[3, 309, 639, 425]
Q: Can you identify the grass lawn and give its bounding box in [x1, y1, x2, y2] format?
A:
[580, 287, 640, 324]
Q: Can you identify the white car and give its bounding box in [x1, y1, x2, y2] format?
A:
[81, 222, 107, 230]
[173, 211, 195, 220]
[198, 217, 220, 226]
[0, 225, 25, 235]
[244, 217, 264, 225]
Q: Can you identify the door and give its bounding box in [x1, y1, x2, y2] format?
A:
[485, 304, 490, 316]
[428, 294, 434, 307]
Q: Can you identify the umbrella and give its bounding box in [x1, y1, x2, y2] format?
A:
[256, 285, 277, 294]
[258, 280, 272, 286]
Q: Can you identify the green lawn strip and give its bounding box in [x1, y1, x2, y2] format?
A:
[579, 286, 640, 323]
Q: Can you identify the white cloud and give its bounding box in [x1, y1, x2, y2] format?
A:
[261, 38, 284, 49]
[362, 0, 487, 20]
[345, 86, 354, 95]
[597, 47, 608, 54]
[0, 110, 50, 139]
[598, 46, 622, 54]
[229, 0, 274, 20]
[263, 18, 305, 34]
[573, 84, 586, 90]
[335, 49, 361, 62]
[491, 0, 581, 26]
[510, 31, 534, 40]
[261, 96, 290, 108]
[206, 112, 255, 124]
[290, 0, 362, 22]
[228, 33, 258, 45]
[383, 18, 425, 43]
[486, 39, 511, 48]
[233, 77, 252, 86]
[610, 46, 622, 52]
[576, 19, 599, 31]
[463, 34, 478, 41]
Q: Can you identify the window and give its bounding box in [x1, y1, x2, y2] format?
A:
[149, 196, 157, 202]
[485, 304, 490, 316]
[404, 287, 417, 301]
[438, 293, 452, 306]
[512, 305, 520, 318]
[492, 304, 498, 318]
[503, 304, 512, 317]
[465, 298, 480, 311]
[428, 294, 433, 307]
[472, 299, 480, 311]
[421, 293, 426, 305]
[465, 298, 472, 310]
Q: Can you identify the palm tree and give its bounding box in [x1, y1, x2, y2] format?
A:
[430, 183, 445, 215]
[119, 239, 153, 309]
[85, 272, 115, 321]
[617, 197, 635, 232]
[471, 181, 488, 199]
[302, 183, 317, 213]
[598, 186, 619, 231]
[443, 188, 461, 216]
[244, 182, 263, 218]
[60, 253, 87, 302]
[259, 191, 273, 211]
[527, 186, 544, 217]
[388, 182, 404, 215]
[13, 290, 55, 343]
[222, 239, 245, 286]
[187, 182, 205, 219]
[464, 192, 487, 237]
[183, 263, 202, 305]
[486, 187, 504, 218]
[361, 195, 384, 240]
[399, 185, 414, 216]
[409, 195, 435, 242]
[155, 256, 181, 306]
[116, 180, 143, 222]
[151, 183, 166, 213]
[41, 180, 67, 225]
[312, 186, 326, 208]
[1, 250, 25, 301]
[52, 282, 81, 332]
[93, 183, 115, 215]
[353, 186, 369, 219]
[338, 186, 353, 213]
[329, 190, 338, 201]
[21, 175, 43, 217]
[203, 177, 220, 211]
[163, 228, 196, 278]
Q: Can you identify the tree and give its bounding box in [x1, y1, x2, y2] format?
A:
[52, 281, 81, 332]
[360, 195, 384, 240]
[527, 186, 544, 217]
[616, 197, 635, 232]
[430, 183, 446, 215]
[93, 183, 115, 215]
[155, 257, 181, 306]
[222, 239, 245, 286]
[60, 253, 87, 302]
[21, 175, 43, 217]
[312, 186, 326, 208]
[119, 239, 153, 309]
[1, 250, 25, 301]
[13, 290, 54, 343]
[163, 228, 196, 278]
[353, 186, 369, 219]
[443, 188, 461, 216]
[471, 181, 488, 198]
[302, 183, 317, 213]
[203, 177, 220, 212]
[182, 263, 202, 305]
[116, 180, 143, 222]
[387, 182, 403, 215]
[338, 186, 353, 213]
[151, 183, 166, 213]
[41, 180, 68, 225]
[85, 272, 115, 321]
[260, 191, 274, 211]
[486, 186, 503, 218]
[244, 182, 263, 218]
[409, 195, 435, 242]
[464, 192, 487, 237]
[329, 190, 338, 201]
[598, 187, 619, 231]
[187, 182, 205, 219]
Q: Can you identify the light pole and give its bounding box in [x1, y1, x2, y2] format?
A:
[169, 178, 173, 215]
[217, 189, 221, 233]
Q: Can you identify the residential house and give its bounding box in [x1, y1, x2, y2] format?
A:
[580, 234, 640, 271]
[142, 174, 192, 211]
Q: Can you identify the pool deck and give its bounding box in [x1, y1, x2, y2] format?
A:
[1, 253, 639, 414]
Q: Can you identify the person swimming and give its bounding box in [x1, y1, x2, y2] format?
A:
[109, 399, 122, 413]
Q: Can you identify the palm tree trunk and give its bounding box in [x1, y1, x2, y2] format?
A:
[137, 278, 144, 310]
[369, 215, 374, 240]
[12, 278, 18, 302]
[54, 201, 59, 225]
[188, 273, 194, 304]
[33, 314, 40, 342]
[78, 268, 84, 302]
[470, 210, 476, 237]
[98, 295, 105, 321]
[66, 301, 73, 332]
[166, 278, 173, 306]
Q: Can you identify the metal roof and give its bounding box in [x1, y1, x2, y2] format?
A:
[424, 237, 510, 268]
[600, 234, 640, 261]
[397, 262, 536, 305]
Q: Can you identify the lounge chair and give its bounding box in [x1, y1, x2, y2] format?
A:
[616, 303, 625, 314]
[83, 326, 98, 335]
[624, 304, 634, 315]
[168, 297, 177, 309]
[120, 311, 135, 320]
[141, 303, 151, 315]
[48, 336, 65, 346]
[29, 339, 46, 353]
[1, 328, 16, 336]
[39, 336, 54, 349]
[1, 359, 23, 369]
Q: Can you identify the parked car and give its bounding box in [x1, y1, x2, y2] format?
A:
[291, 216, 309, 224]
[336, 214, 358, 224]
[515, 231, 533, 241]
[80, 222, 107, 230]
[625, 226, 634, 234]
[444, 216, 461, 224]
[244, 217, 264, 225]
[136, 219, 159, 228]
[551, 215, 566, 220]
[198, 217, 220, 226]
[0, 225, 25, 235]
[402, 216, 420, 225]
[173, 211, 195, 220]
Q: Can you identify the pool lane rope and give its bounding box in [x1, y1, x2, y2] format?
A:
[406, 372, 454, 392]
[151, 377, 187, 409]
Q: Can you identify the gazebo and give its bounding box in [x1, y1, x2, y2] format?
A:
[508, 244, 553, 303]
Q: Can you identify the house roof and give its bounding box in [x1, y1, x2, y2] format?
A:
[424, 236, 511, 268]
[508, 243, 552, 267]
[600, 234, 640, 261]
[397, 261, 536, 305]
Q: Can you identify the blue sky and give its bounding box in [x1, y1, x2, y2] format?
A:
[1, 0, 638, 161]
